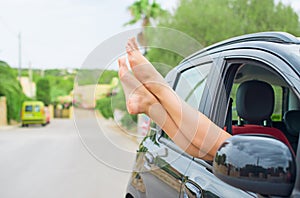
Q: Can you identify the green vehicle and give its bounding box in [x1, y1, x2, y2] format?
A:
[21, 101, 50, 127]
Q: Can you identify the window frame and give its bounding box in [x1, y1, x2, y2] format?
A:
[211, 53, 300, 195]
[157, 58, 216, 156]
[210, 50, 300, 128]
[174, 62, 213, 110]
[215, 59, 288, 128]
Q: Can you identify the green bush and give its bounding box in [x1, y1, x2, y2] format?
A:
[121, 113, 137, 130]
[36, 78, 51, 106]
[96, 85, 138, 129]
[98, 70, 118, 84]
[96, 97, 113, 119]
[0, 61, 28, 123]
[45, 75, 74, 102]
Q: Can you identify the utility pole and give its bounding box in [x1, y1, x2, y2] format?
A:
[29, 61, 33, 97]
[18, 32, 22, 81]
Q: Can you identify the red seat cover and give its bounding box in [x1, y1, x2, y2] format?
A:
[232, 124, 294, 153]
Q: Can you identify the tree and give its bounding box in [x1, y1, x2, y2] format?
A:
[98, 70, 118, 84]
[0, 61, 28, 123]
[36, 78, 51, 106]
[126, 0, 168, 46]
[99, 1, 168, 124]
[146, 0, 300, 68]
[45, 75, 74, 102]
[126, 0, 167, 27]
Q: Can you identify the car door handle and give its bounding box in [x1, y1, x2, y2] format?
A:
[144, 152, 154, 164]
[182, 180, 202, 198]
[144, 148, 168, 165]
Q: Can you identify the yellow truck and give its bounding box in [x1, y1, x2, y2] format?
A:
[21, 101, 50, 127]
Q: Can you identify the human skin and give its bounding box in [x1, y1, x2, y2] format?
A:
[118, 38, 231, 160]
[118, 57, 212, 160]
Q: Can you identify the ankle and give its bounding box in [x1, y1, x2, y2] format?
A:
[145, 98, 159, 115]
[144, 82, 171, 101]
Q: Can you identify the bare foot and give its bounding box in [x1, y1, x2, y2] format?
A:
[119, 57, 210, 159]
[126, 37, 168, 94]
[118, 56, 158, 115]
[125, 37, 182, 125]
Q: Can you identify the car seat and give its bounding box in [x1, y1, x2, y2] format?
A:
[232, 80, 293, 152]
[283, 110, 300, 153]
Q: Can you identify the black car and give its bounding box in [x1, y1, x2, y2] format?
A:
[125, 32, 300, 198]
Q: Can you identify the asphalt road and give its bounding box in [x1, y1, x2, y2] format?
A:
[0, 110, 139, 198]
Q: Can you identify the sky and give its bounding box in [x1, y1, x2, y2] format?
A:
[0, 0, 299, 69]
[0, 0, 178, 69]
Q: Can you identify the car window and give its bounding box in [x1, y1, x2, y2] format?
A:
[35, 105, 40, 112]
[223, 61, 300, 156]
[175, 63, 212, 109]
[272, 85, 283, 121]
[160, 62, 212, 141]
[25, 105, 32, 112]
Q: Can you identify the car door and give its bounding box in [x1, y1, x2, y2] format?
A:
[179, 57, 257, 197]
[132, 129, 192, 198]
[139, 58, 219, 197]
[170, 54, 255, 198]
[131, 59, 209, 198]
[181, 47, 300, 197]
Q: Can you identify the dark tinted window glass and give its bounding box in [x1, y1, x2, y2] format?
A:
[25, 105, 32, 112]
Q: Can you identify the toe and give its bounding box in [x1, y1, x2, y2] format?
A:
[127, 98, 139, 114]
[130, 37, 139, 50]
[126, 37, 139, 54]
[118, 56, 129, 78]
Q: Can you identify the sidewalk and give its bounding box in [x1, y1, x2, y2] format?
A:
[0, 124, 20, 131]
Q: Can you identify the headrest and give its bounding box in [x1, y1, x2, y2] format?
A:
[284, 110, 300, 136]
[236, 80, 274, 123]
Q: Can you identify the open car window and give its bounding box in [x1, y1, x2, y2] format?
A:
[225, 62, 300, 154]
[175, 63, 212, 110]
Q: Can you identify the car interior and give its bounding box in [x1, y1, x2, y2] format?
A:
[226, 63, 300, 155]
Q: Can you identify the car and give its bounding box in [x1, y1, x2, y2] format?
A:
[21, 101, 49, 127]
[125, 32, 300, 198]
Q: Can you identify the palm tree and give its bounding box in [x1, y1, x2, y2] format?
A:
[126, 0, 166, 27]
[125, 0, 167, 46]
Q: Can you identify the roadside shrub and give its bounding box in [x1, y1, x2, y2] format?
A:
[96, 84, 138, 130]
[36, 78, 51, 106]
[121, 113, 137, 130]
[0, 61, 28, 123]
[96, 97, 113, 119]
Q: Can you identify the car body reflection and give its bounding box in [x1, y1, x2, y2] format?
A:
[213, 134, 296, 196]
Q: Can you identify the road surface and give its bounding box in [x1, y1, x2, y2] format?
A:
[0, 110, 139, 198]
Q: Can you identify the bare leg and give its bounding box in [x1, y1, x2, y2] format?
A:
[126, 38, 231, 157]
[118, 56, 156, 115]
[126, 37, 167, 95]
[118, 56, 213, 160]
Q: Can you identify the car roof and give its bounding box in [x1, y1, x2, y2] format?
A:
[23, 101, 44, 105]
[180, 32, 300, 75]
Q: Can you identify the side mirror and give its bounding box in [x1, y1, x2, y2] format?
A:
[213, 134, 296, 197]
